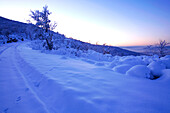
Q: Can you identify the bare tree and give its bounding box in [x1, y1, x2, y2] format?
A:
[156, 40, 170, 57]
[144, 45, 154, 56]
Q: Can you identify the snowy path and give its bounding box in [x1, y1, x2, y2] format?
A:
[0, 43, 49, 113]
[0, 42, 170, 113]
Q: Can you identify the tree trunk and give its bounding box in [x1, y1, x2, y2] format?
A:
[46, 38, 53, 50]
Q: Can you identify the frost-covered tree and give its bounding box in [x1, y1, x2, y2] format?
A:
[30, 5, 57, 50]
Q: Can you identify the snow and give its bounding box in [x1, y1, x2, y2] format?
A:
[0, 41, 170, 113]
[160, 56, 170, 69]
[112, 64, 132, 74]
[159, 69, 170, 81]
[148, 61, 166, 77]
[117, 56, 146, 66]
[126, 65, 151, 79]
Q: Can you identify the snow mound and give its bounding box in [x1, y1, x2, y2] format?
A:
[142, 56, 154, 65]
[126, 65, 151, 78]
[160, 55, 170, 69]
[161, 59, 170, 69]
[112, 64, 132, 74]
[147, 61, 166, 77]
[118, 56, 145, 66]
[108, 56, 120, 68]
[163, 55, 170, 59]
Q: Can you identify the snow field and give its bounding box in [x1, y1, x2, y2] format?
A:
[1, 42, 170, 112]
[15, 42, 170, 112]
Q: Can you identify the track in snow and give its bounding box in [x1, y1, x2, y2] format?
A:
[0, 43, 49, 113]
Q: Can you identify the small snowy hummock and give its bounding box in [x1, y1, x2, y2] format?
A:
[148, 61, 166, 77]
[112, 64, 132, 74]
[160, 56, 170, 69]
[126, 65, 151, 78]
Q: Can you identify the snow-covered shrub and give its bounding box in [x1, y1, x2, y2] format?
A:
[126, 65, 151, 79]
[118, 56, 145, 66]
[160, 55, 170, 69]
[29, 40, 46, 50]
[151, 54, 160, 61]
[161, 59, 170, 69]
[142, 56, 154, 65]
[109, 56, 121, 68]
[0, 35, 6, 44]
[80, 49, 113, 61]
[112, 64, 132, 74]
[159, 69, 170, 81]
[147, 61, 166, 77]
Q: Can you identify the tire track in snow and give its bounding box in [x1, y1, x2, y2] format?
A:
[0, 44, 14, 55]
[12, 44, 50, 113]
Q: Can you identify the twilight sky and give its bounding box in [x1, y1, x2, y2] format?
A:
[0, 0, 170, 46]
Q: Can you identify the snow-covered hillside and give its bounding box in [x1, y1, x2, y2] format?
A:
[0, 41, 170, 113]
[0, 16, 141, 56]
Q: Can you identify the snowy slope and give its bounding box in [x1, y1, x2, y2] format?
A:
[0, 41, 170, 113]
[0, 16, 141, 56]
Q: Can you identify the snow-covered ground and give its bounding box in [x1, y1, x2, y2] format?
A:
[0, 41, 170, 113]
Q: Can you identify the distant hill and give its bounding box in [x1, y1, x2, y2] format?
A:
[0, 16, 28, 34]
[0, 16, 141, 56]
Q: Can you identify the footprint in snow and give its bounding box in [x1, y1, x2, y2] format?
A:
[16, 96, 21, 102]
[25, 88, 29, 92]
[3, 108, 8, 113]
[34, 82, 40, 87]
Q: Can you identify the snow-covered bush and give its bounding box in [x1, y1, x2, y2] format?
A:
[142, 56, 154, 65]
[126, 65, 152, 79]
[147, 61, 166, 77]
[8, 33, 25, 40]
[109, 56, 121, 68]
[29, 40, 46, 50]
[160, 55, 170, 69]
[0, 35, 6, 44]
[112, 64, 132, 74]
[29, 39, 114, 61]
[159, 69, 170, 81]
[82, 50, 113, 61]
[117, 56, 145, 66]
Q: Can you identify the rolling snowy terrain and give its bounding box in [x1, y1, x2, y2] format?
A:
[0, 16, 170, 113]
[0, 41, 170, 113]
